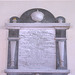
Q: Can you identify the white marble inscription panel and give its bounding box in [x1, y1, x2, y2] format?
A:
[18, 28, 56, 70]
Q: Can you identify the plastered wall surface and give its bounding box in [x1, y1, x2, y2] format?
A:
[0, 1, 75, 75]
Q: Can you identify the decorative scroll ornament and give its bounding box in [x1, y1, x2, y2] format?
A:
[31, 10, 44, 22]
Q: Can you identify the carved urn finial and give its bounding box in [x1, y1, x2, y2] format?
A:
[31, 10, 44, 22]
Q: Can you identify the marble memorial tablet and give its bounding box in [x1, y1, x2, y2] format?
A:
[18, 28, 56, 70]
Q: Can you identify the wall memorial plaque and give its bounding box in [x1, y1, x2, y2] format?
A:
[5, 8, 70, 75]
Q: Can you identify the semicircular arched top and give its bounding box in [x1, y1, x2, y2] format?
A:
[10, 8, 57, 23]
[20, 8, 56, 23]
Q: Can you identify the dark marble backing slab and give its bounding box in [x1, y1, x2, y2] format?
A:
[56, 29, 66, 38]
[9, 29, 19, 37]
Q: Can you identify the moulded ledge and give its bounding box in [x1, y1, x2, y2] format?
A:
[5, 69, 70, 74]
[5, 23, 70, 29]
[55, 38, 67, 40]
[8, 37, 19, 40]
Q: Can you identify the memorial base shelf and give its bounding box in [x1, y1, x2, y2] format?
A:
[5, 69, 70, 74]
